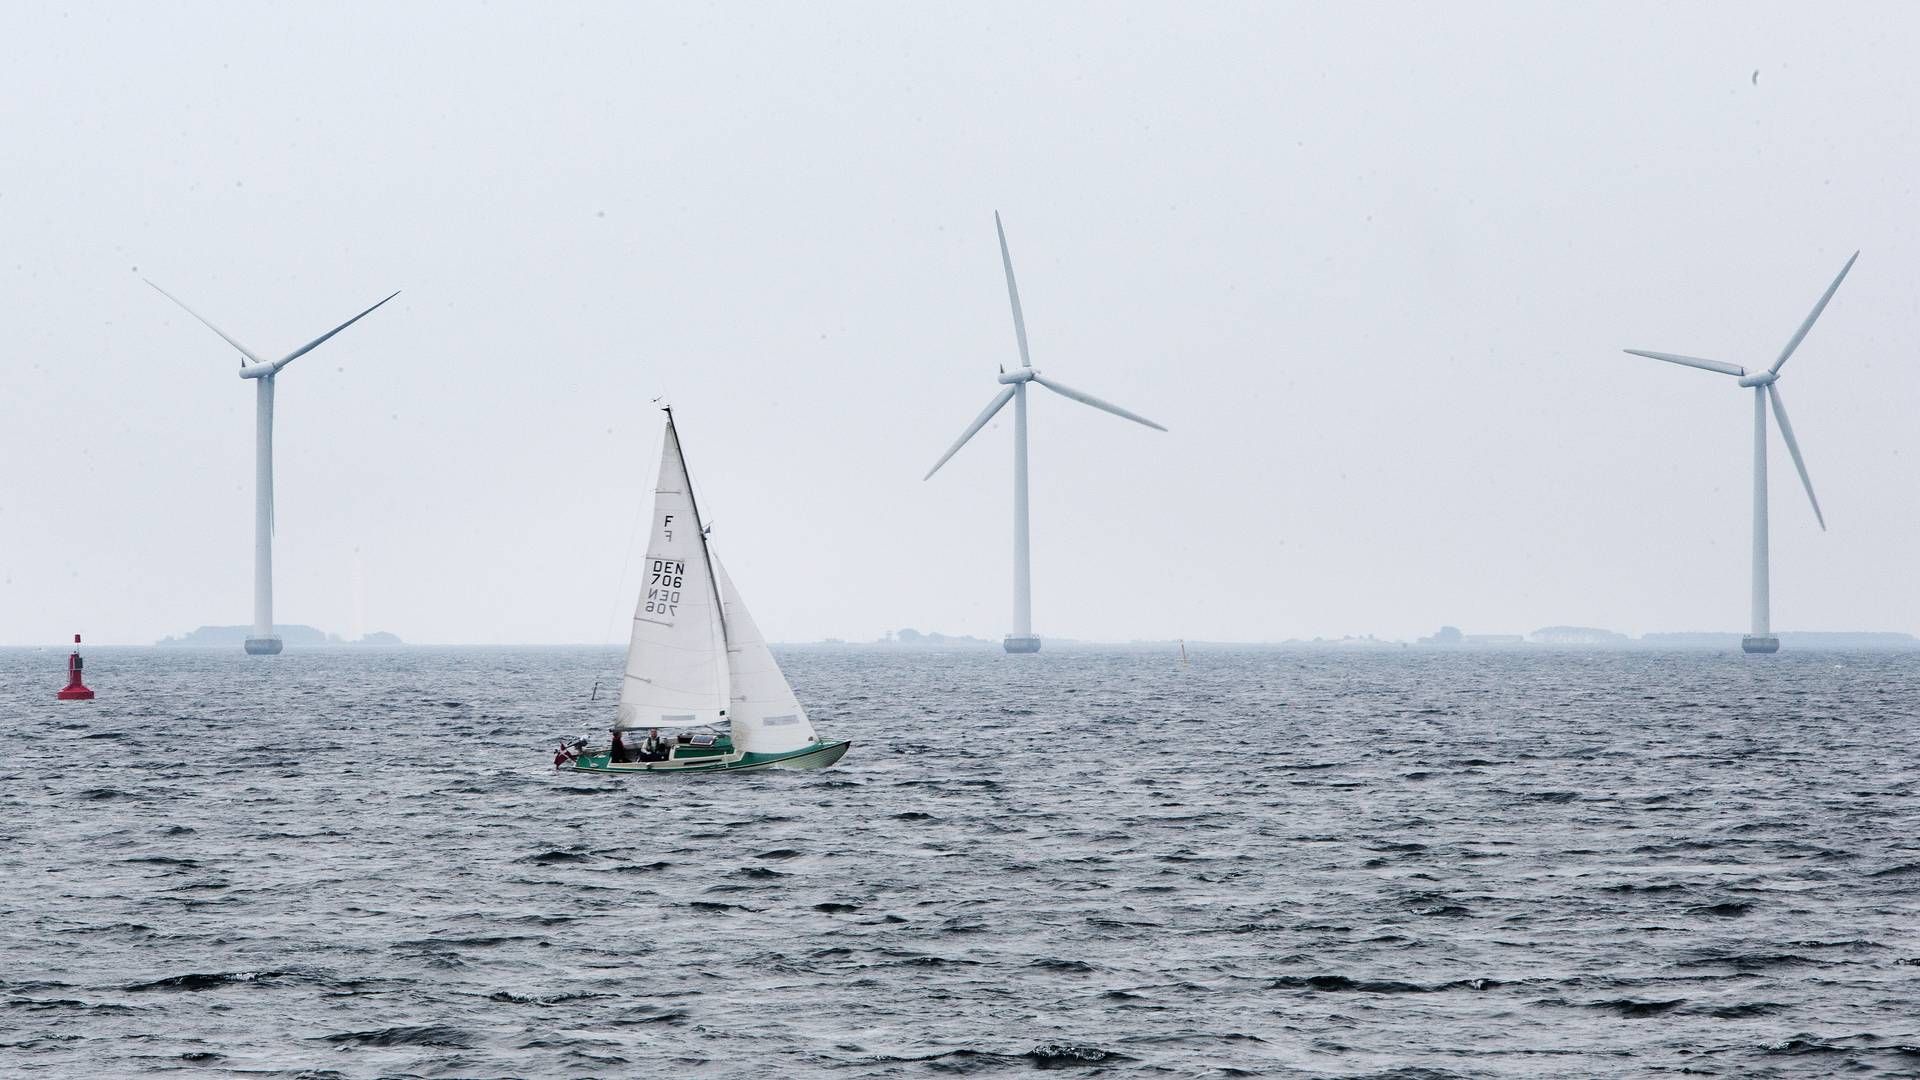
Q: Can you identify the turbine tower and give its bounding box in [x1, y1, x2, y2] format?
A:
[924, 212, 1165, 654]
[1624, 251, 1855, 654]
[151, 282, 400, 655]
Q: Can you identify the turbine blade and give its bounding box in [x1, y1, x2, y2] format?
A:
[1622, 349, 1745, 377]
[994, 211, 1032, 368]
[273, 290, 401, 372]
[923, 385, 1016, 480]
[1771, 250, 1858, 375]
[1767, 383, 1824, 530]
[1030, 374, 1167, 432]
[146, 280, 264, 366]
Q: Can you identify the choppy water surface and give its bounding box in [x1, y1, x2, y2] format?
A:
[2, 646, 1917, 1077]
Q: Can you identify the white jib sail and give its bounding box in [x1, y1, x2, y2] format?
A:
[715, 556, 819, 755]
[616, 418, 729, 731]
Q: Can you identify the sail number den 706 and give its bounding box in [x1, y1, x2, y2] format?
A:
[644, 557, 686, 619]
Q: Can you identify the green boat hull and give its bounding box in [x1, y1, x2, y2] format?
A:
[567, 739, 851, 775]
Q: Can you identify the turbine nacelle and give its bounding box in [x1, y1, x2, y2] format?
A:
[1736, 370, 1779, 388]
[996, 367, 1038, 386]
[239, 360, 282, 380]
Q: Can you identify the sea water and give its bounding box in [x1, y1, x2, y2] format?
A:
[1, 646, 1916, 1077]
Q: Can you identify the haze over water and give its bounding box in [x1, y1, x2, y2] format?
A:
[3, 646, 1915, 1077]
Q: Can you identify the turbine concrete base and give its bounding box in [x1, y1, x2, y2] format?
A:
[1741, 635, 1780, 654]
[1003, 635, 1041, 654]
[244, 637, 284, 656]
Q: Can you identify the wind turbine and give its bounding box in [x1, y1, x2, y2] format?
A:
[1624, 251, 1855, 654]
[924, 212, 1165, 654]
[150, 281, 400, 655]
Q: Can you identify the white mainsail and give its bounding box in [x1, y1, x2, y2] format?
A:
[615, 417, 729, 731]
[716, 557, 819, 754]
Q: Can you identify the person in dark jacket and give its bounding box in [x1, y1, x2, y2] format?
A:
[610, 729, 633, 763]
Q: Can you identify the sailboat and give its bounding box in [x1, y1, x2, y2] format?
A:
[564, 409, 851, 774]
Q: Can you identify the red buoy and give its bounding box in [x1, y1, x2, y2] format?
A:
[57, 634, 94, 701]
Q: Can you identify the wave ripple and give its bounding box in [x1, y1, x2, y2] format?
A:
[1, 645, 1915, 1077]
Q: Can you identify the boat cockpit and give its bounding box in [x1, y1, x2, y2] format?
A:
[605, 725, 733, 766]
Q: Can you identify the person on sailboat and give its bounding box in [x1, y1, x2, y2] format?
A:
[641, 728, 668, 762]
[610, 729, 633, 763]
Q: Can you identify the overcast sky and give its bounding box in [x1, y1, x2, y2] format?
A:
[3, 2, 1916, 646]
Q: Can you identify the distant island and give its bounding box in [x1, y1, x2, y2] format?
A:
[786, 628, 997, 647]
[157, 625, 404, 647]
[787, 626, 1919, 651]
[1639, 631, 1918, 649]
[1410, 626, 1916, 649]
[1417, 626, 1528, 646]
[1527, 626, 1633, 646]
[1275, 634, 1400, 648]
[881, 628, 994, 647]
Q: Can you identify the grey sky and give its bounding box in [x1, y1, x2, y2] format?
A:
[4, 2, 1916, 646]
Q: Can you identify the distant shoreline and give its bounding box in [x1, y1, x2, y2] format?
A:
[16, 630, 1917, 651]
[7, 638, 1917, 651]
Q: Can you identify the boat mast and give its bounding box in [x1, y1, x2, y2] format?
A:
[664, 406, 731, 652]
